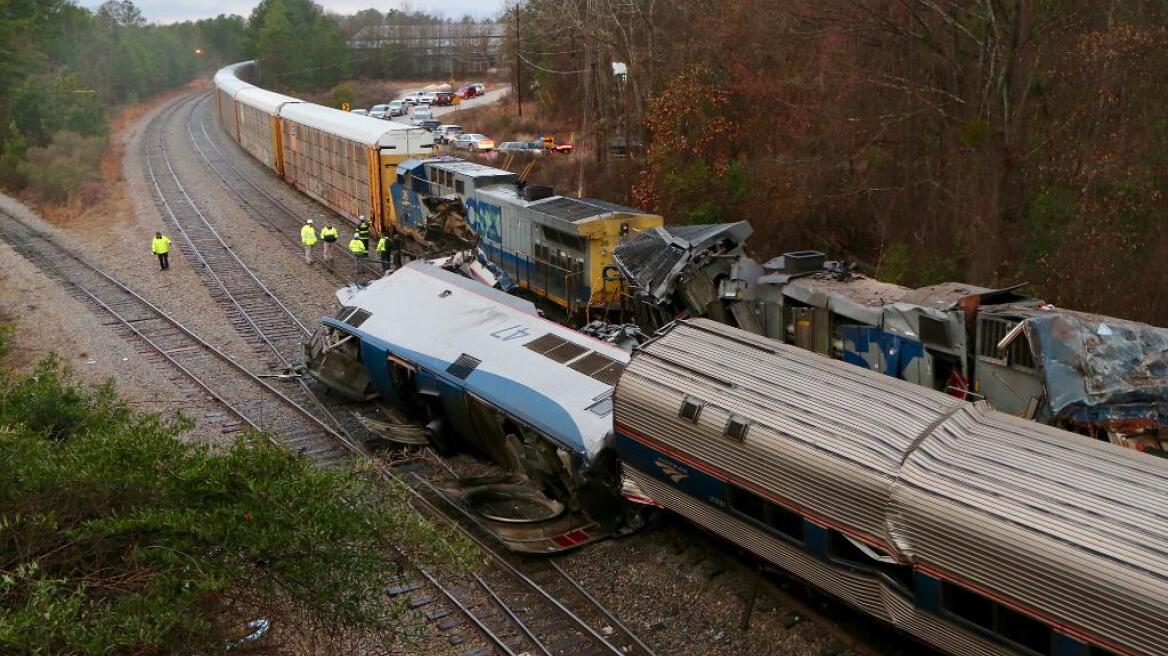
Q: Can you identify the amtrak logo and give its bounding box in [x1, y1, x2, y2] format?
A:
[655, 457, 689, 484]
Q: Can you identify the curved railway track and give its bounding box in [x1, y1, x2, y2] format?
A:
[0, 207, 352, 463]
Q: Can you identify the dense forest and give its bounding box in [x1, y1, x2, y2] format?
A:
[515, 0, 1168, 325]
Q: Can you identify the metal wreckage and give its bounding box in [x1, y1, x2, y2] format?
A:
[611, 222, 1168, 455]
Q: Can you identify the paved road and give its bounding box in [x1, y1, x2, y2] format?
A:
[431, 85, 511, 119]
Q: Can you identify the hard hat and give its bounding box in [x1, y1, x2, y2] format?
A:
[359, 215, 366, 220]
[307, 219, 313, 224]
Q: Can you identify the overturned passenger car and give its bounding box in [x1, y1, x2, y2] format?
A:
[304, 261, 629, 550]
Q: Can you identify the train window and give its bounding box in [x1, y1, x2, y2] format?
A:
[344, 309, 372, 328]
[941, 581, 994, 631]
[724, 416, 750, 442]
[678, 396, 704, 423]
[996, 604, 1051, 654]
[727, 485, 766, 523]
[587, 397, 614, 416]
[455, 180, 465, 194]
[765, 504, 804, 542]
[446, 354, 481, 380]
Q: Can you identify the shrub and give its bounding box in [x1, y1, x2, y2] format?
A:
[0, 355, 476, 653]
[17, 131, 106, 203]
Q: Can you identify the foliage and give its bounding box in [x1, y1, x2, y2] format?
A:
[0, 355, 476, 654]
[329, 82, 357, 109]
[0, 0, 252, 201]
[249, 0, 350, 91]
[518, 0, 1168, 325]
[18, 131, 106, 203]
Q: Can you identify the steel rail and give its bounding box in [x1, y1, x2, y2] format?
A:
[405, 473, 633, 656]
[0, 209, 342, 454]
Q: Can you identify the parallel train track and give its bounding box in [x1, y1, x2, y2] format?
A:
[0, 208, 352, 463]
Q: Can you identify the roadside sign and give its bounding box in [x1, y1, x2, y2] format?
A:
[452, 96, 462, 106]
[341, 102, 351, 111]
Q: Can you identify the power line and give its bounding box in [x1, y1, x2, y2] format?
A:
[517, 51, 586, 75]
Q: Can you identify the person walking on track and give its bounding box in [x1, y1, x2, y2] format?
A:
[152, 231, 172, 271]
[319, 221, 338, 261]
[301, 219, 318, 264]
[376, 233, 391, 273]
[356, 215, 371, 252]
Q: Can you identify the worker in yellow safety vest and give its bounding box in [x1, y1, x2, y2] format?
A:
[152, 231, 172, 271]
[319, 222, 338, 261]
[376, 234, 392, 273]
[356, 215, 371, 252]
[349, 232, 368, 276]
[300, 219, 318, 264]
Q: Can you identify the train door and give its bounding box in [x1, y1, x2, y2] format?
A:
[506, 217, 529, 288]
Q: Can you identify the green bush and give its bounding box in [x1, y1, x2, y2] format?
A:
[330, 82, 356, 109]
[0, 355, 476, 653]
[18, 131, 106, 203]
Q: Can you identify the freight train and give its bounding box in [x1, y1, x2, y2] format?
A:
[212, 62, 664, 313]
[305, 262, 1168, 656]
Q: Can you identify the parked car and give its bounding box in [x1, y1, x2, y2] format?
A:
[540, 135, 574, 154]
[432, 91, 455, 106]
[452, 133, 495, 151]
[368, 104, 390, 119]
[349, 108, 369, 116]
[455, 85, 478, 99]
[401, 91, 425, 105]
[419, 118, 441, 133]
[418, 92, 438, 105]
[498, 141, 544, 155]
[435, 124, 464, 144]
[409, 107, 434, 126]
[470, 83, 486, 96]
[387, 100, 406, 117]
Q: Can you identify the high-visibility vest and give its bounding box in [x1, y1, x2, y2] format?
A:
[152, 236, 171, 255]
[376, 236, 388, 253]
[301, 225, 318, 246]
[320, 226, 338, 242]
[349, 238, 367, 254]
[356, 221, 370, 238]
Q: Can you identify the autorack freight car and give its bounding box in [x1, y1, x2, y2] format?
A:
[616, 318, 1168, 656]
[212, 61, 436, 235]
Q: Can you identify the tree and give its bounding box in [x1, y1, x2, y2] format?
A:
[0, 354, 475, 653]
[94, 0, 145, 28]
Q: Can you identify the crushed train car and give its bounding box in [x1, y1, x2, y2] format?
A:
[613, 224, 1168, 453]
[304, 261, 631, 551]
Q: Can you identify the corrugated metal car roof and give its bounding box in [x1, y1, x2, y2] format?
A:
[280, 102, 430, 148]
[234, 86, 301, 115]
[620, 318, 1168, 656]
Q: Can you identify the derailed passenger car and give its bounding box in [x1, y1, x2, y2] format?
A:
[305, 261, 630, 550]
[616, 318, 1168, 656]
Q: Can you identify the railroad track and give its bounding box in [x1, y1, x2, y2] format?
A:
[143, 99, 368, 460]
[400, 468, 658, 656]
[0, 208, 353, 463]
[184, 94, 384, 279]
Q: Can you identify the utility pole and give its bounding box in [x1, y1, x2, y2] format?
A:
[578, 0, 592, 197]
[515, 3, 522, 118]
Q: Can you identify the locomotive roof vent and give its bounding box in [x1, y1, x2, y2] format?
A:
[764, 250, 826, 274]
[523, 185, 554, 202]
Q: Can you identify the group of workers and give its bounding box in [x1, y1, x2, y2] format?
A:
[151, 214, 402, 275]
[299, 215, 401, 274]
